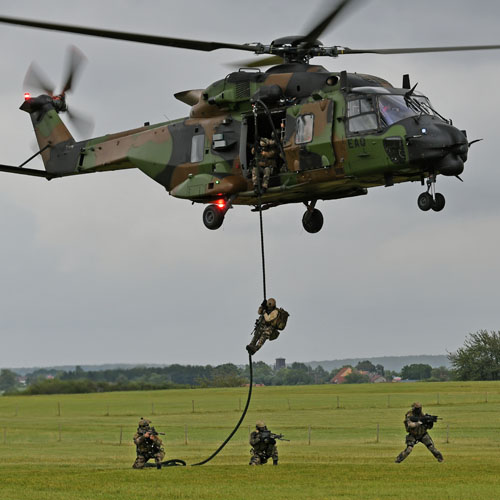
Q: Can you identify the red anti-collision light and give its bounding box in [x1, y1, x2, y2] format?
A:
[24, 92, 31, 101]
[216, 199, 225, 209]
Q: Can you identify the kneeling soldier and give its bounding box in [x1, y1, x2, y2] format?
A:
[132, 418, 165, 469]
[249, 421, 279, 465]
[395, 402, 443, 463]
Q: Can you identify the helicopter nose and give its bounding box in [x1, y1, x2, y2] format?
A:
[438, 151, 465, 176]
[406, 120, 468, 176]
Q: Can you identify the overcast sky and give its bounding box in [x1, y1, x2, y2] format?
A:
[0, 0, 499, 369]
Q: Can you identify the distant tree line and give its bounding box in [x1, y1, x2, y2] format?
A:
[2, 330, 497, 395]
[1, 361, 452, 395]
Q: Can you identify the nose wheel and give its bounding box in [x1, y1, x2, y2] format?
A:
[302, 201, 324, 233]
[418, 175, 446, 212]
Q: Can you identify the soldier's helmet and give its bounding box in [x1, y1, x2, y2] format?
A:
[267, 298, 276, 309]
[411, 402, 423, 411]
[138, 418, 151, 428]
[256, 420, 266, 430]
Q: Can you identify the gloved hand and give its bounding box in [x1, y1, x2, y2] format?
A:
[261, 299, 267, 309]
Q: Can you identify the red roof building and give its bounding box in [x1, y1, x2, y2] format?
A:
[331, 367, 352, 384]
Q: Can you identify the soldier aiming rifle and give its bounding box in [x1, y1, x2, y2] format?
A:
[132, 418, 166, 469]
[395, 402, 443, 463]
[249, 421, 288, 465]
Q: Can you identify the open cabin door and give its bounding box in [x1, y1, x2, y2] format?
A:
[240, 108, 287, 179]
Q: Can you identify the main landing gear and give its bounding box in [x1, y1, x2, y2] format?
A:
[302, 201, 324, 233]
[203, 204, 225, 230]
[417, 174, 446, 213]
[202, 196, 236, 230]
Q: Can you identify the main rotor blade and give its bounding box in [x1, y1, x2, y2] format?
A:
[342, 44, 500, 55]
[302, 0, 359, 44]
[232, 55, 285, 68]
[0, 16, 257, 53]
[61, 46, 87, 95]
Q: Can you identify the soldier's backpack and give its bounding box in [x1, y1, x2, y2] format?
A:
[275, 308, 289, 331]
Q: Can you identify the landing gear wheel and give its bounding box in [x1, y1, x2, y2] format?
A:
[417, 192, 434, 212]
[203, 205, 224, 230]
[432, 193, 446, 212]
[302, 208, 324, 233]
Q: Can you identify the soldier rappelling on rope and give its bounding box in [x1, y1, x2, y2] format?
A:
[246, 298, 289, 355]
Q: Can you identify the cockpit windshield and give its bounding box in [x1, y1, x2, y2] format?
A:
[378, 94, 442, 127]
[378, 95, 416, 126]
[347, 89, 447, 134]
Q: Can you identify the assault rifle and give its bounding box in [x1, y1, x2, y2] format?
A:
[259, 430, 290, 443]
[138, 426, 165, 437]
[250, 314, 266, 336]
[409, 414, 440, 428]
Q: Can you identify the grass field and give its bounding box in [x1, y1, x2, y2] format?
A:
[0, 381, 499, 500]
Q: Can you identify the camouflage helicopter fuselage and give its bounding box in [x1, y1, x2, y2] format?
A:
[19, 63, 468, 231]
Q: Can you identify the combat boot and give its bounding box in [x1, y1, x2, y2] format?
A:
[273, 459, 278, 466]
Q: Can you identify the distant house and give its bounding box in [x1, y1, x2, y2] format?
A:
[331, 367, 352, 384]
[392, 376, 402, 383]
[370, 374, 387, 383]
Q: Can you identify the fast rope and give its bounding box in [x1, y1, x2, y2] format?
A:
[258, 194, 267, 301]
[190, 352, 254, 466]
[180, 103, 271, 467]
[190, 136, 268, 465]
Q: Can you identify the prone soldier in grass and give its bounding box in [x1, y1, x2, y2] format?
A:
[132, 418, 165, 469]
[249, 421, 284, 465]
[395, 402, 443, 463]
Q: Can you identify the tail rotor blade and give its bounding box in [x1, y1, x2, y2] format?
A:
[61, 45, 87, 95]
[66, 106, 94, 138]
[23, 62, 55, 96]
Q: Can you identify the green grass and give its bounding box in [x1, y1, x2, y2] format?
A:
[0, 381, 499, 499]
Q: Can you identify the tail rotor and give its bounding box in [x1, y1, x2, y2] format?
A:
[23, 45, 94, 138]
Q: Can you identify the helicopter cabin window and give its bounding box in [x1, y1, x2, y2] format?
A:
[295, 114, 314, 144]
[347, 97, 378, 133]
[190, 134, 205, 163]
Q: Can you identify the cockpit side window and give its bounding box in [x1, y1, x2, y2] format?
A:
[347, 97, 378, 133]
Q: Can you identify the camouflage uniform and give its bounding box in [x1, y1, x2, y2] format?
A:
[249, 421, 278, 465]
[132, 418, 165, 469]
[247, 298, 280, 355]
[395, 403, 443, 463]
[252, 137, 278, 192]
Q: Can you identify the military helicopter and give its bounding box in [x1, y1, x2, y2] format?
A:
[0, 0, 498, 233]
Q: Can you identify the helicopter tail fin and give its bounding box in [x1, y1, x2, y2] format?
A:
[20, 94, 77, 173]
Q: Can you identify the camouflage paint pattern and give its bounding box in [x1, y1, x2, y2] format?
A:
[20, 63, 468, 210]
